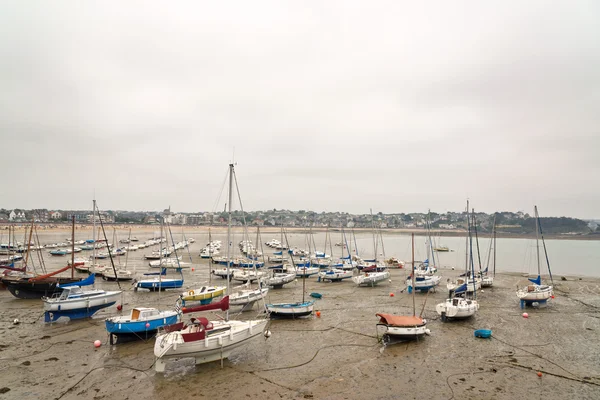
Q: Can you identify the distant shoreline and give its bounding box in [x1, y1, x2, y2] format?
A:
[1, 223, 598, 241]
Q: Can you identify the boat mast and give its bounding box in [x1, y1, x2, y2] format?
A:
[534, 205, 541, 279]
[468, 210, 476, 299]
[226, 163, 234, 322]
[535, 206, 554, 285]
[484, 214, 495, 276]
[411, 233, 416, 317]
[464, 200, 469, 274]
[370, 209, 377, 261]
[92, 199, 97, 268]
[24, 217, 34, 270]
[493, 216, 497, 277]
[472, 210, 483, 275]
[71, 216, 75, 279]
[208, 227, 212, 285]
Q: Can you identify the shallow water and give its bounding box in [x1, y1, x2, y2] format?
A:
[16, 228, 600, 279]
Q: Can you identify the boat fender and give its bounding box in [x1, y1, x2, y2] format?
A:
[188, 290, 195, 296]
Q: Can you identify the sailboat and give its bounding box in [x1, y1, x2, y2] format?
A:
[153, 163, 269, 372]
[446, 203, 481, 293]
[516, 206, 554, 308]
[43, 213, 121, 322]
[317, 225, 353, 282]
[436, 211, 479, 322]
[2, 217, 93, 299]
[376, 233, 430, 343]
[352, 211, 391, 287]
[262, 222, 296, 289]
[266, 227, 315, 318]
[480, 215, 496, 287]
[103, 229, 133, 281]
[135, 221, 184, 291]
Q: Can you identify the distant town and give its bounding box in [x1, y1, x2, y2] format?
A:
[0, 207, 597, 236]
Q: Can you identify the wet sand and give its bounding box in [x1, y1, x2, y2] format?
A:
[1, 258, 600, 400]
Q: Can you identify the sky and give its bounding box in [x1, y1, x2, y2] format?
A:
[1, 1, 599, 218]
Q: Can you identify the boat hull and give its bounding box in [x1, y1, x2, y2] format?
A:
[436, 298, 479, 320]
[517, 285, 553, 301]
[382, 324, 429, 340]
[136, 279, 183, 291]
[154, 319, 269, 372]
[106, 313, 178, 344]
[2, 277, 80, 299]
[266, 301, 314, 318]
[44, 302, 117, 322]
[181, 287, 226, 302]
[353, 271, 391, 286]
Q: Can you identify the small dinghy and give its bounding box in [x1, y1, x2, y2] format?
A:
[474, 329, 492, 338]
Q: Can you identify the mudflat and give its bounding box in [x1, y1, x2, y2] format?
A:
[1, 267, 599, 400]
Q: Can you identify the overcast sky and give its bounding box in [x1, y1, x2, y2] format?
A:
[1, 1, 598, 218]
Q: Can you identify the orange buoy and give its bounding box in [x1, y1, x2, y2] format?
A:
[389, 293, 395, 297]
[551, 295, 555, 299]
[316, 311, 321, 318]
[537, 371, 543, 377]
[522, 312, 529, 318]
[94, 340, 102, 348]
[191, 268, 195, 272]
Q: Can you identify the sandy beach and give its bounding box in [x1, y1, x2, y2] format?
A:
[2, 223, 598, 241]
[1, 262, 599, 400]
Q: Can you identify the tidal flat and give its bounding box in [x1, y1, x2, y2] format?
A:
[1, 265, 600, 400]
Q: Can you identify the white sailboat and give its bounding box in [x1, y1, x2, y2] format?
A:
[516, 206, 554, 308]
[376, 233, 430, 343]
[436, 207, 479, 321]
[153, 163, 269, 372]
[266, 228, 314, 318]
[446, 202, 480, 293]
[480, 215, 496, 287]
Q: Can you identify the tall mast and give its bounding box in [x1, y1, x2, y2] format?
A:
[24, 217, 34, 269]
[226, 163, 234, 322]
[71, 216, 75, 279]
[411, 233, 416, 317]
[370, 209, 377, 260]
[208, 227, 212, 285]
[464, 200, 469, 273]
[472, 210, 482, 275]
[468, 210, 476, 299]
[92, 199, 97, 267]
[534, 205, 541, 278]
[493, 216, 497, 277]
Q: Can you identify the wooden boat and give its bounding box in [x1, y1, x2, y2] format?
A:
[3, 217, 92, 299]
